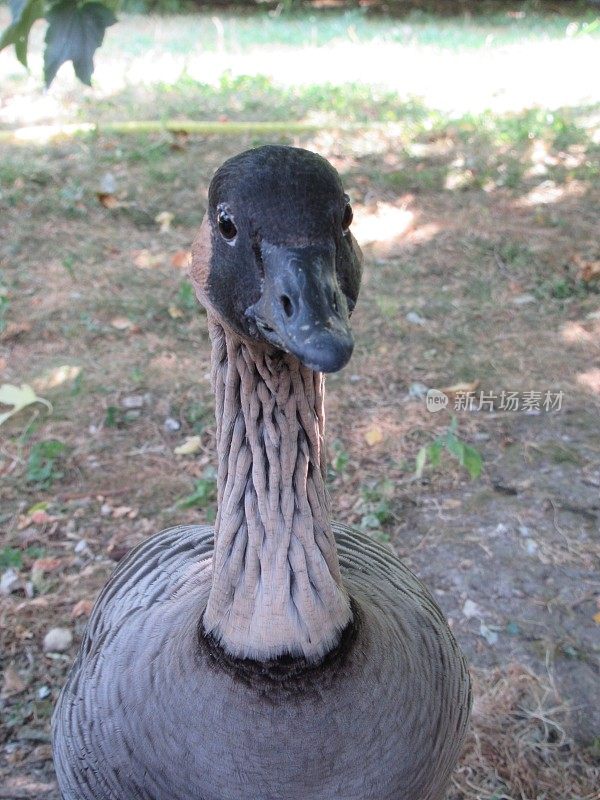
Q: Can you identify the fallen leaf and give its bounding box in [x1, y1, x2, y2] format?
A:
[168, 305, 184, 319]
[33, 364, 81, 392]
[97, 192, 120, 209]
[17, 515, 33, 530]
[171, 130, 189, 150]
[110, 316, 134, 331]
[578, 259, 600, 283]
[593, 612, 600, 624]
[174, 436, 203, 455]
[442, 498, 462, 509]
[1, 665, 27, 698]
[171, 250, 191, 270]
[31, 558, 61, 573]
[364, 425, 383, 446]
[112, 505, 133, 519]
[30, 510, 52, 525]
[71, 599, 93, 618]
[441, 380, 480, 396]
[0, 384, 52, 427]
[155, 211, 174, 233]
[0, 321, 32, 342]
[133, 250, 165, 270]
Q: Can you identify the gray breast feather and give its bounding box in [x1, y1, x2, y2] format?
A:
[53, 524, 471, 800]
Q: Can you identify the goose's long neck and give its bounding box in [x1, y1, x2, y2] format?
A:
[202, 316, 352, 663]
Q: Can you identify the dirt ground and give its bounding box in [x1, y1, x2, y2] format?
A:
[1, 121, 599, 799]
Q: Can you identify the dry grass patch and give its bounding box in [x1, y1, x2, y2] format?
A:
[453, 665, 600, 800]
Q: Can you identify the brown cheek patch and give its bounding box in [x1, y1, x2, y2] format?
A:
[190, 214, 212, 306]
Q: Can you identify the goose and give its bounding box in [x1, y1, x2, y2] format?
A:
[52, 144, 471, 800]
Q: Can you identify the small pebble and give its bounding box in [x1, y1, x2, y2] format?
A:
[74, 540, 90, 555]
[479, 622, 498, 646]
[525, 539, 538, 555]
[121, 395, 145, 409]
[38, 686, 51, 700]
[43, 628, 73, 653]
[99, 172, 116, 195]
[164, 417, 181, 432]
[408, 382, 429, 399]
[406, 311, 428, 326]
[0, 568, 21, 596]
[462, 599, 481, 619]
[512, 293, 537, 306]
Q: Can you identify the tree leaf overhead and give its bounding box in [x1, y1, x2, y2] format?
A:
[43, 1, 116, 86]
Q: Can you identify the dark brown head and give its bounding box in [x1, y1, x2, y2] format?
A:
[191, 145, 362, 372]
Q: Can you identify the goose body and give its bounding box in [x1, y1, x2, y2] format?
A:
[53, 145, 471, 799]
[53, 524, 469, 800]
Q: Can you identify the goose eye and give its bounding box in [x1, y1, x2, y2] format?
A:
[218, 211, 237, 241]
[342, 202, 353, 232]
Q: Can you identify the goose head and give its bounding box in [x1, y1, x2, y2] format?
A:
[191, 145, 363, 372]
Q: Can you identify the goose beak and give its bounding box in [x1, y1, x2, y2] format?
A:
[245, 243, 354, 373]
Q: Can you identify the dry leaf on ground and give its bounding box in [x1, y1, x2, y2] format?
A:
[133, 250, 166, 270]
[174, 436, 203, 455]
[171, 250, 191, 270]
[364, 425, 384, 446]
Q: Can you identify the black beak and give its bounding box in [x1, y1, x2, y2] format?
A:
[245, 243, 354, 373]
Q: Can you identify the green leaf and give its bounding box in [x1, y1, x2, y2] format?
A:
[35, 439, 66, 458]
[44, 0, 117, 87]
[0, 383, 52, 427]
[415, 446, 428, 479]
[427, 440, 443, 467]
[462, 444, 483, 479]
[360, 513, 381, 530]
[442, 431, 464, 461]
[26, 439, 66, 486]
[0, 547, 23, 569]
[27, 501, 49, 514]
[0, 0, 44, 67]
[177, 469, 217, 509]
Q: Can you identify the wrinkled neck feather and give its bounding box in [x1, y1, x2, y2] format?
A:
[202, 315, 352, 663]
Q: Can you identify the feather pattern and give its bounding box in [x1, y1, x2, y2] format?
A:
[53, 523, 470, 800]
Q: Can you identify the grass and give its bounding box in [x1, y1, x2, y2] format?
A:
[2, 6, 600, 131]
[85, 8, 600, 54]
[452, 664, 599, 800]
